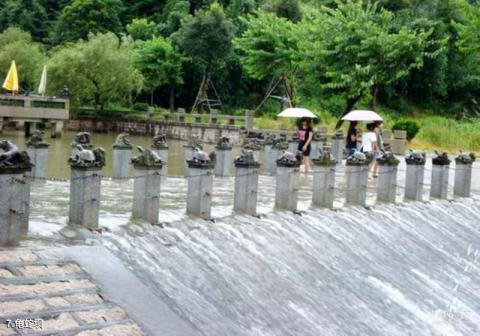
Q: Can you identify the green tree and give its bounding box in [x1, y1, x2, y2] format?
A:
[0, 0, 49, 40]
[263, 0, 302, 22]
[178, 3, 233, 71]
[53, 0, 124, 43]
[0, 28, 46, 91]
[133, 37, 187, 110]
[127, 18, 157, 41]
[177, 3, 233, 110]
[300, 0, 434, 127]
[48, 33, 143, 110]
[158, 0, 190, 37]
[235, 11, 300, 105]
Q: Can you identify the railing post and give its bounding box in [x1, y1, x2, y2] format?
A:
[245, 110, 254, 131]
[275, 152, 301, 211]
[345, 152, 369, 207]
[376, 153, 400, 204]
[112, 133, 133, 179]
[131, 148, 163, 225]
[68, 147, 105, 229]
[404, 151, 426, 201]
[0, 142, 33, 246]
[214, 137, 232, 177]
[186, 149, 215, 220]
[234, 150, 260, 216]
[312, 145, 336, 208]
[454, 152, 475, 197]
[430, 152, 450, 199]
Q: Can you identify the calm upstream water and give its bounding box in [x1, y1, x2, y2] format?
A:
[3, 129, 480, 335]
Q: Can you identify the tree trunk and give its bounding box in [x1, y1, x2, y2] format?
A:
[335, 95, 362, 129]
[370, 85, 379, 110]
[150, 90, 154, 106]
[169, 84, 175, 112]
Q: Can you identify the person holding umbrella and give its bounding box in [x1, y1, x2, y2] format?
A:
[277, 107, 317, 174]
[297, 117, 313, 174]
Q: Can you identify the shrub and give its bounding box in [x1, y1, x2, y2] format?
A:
[392, 120, 420, 141]
[132, 102, 150, 112]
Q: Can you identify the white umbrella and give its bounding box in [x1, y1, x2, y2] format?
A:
[38, 65, 47, 96]
[341, 110, 383, 121]
[278, 107, 317, 119]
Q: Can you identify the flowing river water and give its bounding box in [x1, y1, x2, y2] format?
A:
[3, 130, 480, 336]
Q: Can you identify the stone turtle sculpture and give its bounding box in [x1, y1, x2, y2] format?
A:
[235, 149, 260, 168]
[456, 151, 476, 164]
[312, 145, 336, 166]
[187, 148, 216, 168]
[131, 146, 163, 168]
[0, 140, 33, 171]
[346, 150, 369, 166]
[69, 145, 105, 168]
[113, 133, 133, 149]
[264, 134, 276, 146]
[244, 139, 262, 151]
[405, 150, 426, 165]
[377, 151, 400, 166]
[72, 132, 92, 147]
[276, 151, 302, 168]
[152, 133, 168, 149]
[185, 137, 203, 150]
[216, 136, 232, 150]
[432, 150, 451, 166]
[26, 130, 49, 148]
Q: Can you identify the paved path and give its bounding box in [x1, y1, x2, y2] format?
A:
[0, 247, 144, 336]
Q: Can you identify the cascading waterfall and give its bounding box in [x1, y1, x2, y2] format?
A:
[100, 197, 480, 336]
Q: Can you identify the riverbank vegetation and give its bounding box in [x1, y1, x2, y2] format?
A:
[0, 0, 479, 151]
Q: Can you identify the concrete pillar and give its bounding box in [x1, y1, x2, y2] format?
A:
[19, 170, 32, 233]
[454, 153, 475, 197]
[27, 145, 49, 180]
[132, 168, 162, 225]
[430, 153, 451, 199]
[275, 153, 301, 211]
[331, 130, 345, 163]
[112, 148, 132, 178]
[51, 121, 63, 138]
[214, 137, 232, 177]
[263, 144, 273, 174]
[345, 161, 369, 207]
[0, 173, 24, 246]
[404, 151, 426, 201]
[186, 152, 214, 219]
[69, 167, 102, 229]
[234, 150, 260, 215]
[376, 153, 400, 204]
[312, 150, 336, 208]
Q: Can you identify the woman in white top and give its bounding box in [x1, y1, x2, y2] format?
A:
[362, 123, 379, 177]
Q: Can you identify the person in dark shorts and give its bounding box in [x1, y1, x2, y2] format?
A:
[346, 121, 359, 157]
[297, 118, 313, 174]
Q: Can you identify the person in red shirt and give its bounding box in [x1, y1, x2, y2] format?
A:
[297, 118, 313, 174]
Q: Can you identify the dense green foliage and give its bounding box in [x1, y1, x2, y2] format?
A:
[392, 120, 421, 141]
[0, 0, 479, 124]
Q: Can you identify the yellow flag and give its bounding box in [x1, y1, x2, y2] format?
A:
[2, 60, 19, 92]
